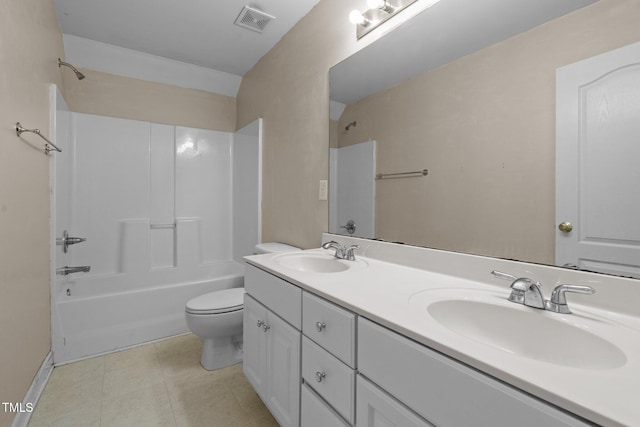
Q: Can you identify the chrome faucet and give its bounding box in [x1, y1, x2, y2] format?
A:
[491, 270, 545, 309]
[322, 241, 344, 258]
[491, 271, 596, 313]
[321, 241, 359, 261]
[545, 284, 595, 314]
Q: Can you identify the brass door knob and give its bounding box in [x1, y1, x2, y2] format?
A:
[558, 222, 573, 233]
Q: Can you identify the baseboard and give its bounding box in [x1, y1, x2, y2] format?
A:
[10, 351, 54, 427]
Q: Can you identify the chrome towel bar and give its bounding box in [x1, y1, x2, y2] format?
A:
[16, 122, 62, 154]
[375, 169, 428, 180]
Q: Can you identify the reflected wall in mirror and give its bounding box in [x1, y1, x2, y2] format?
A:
[329, 0, 640, 277]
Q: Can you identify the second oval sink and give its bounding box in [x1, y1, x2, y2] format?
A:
[410, 289, 627, 370]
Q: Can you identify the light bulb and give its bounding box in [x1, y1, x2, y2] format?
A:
[349, 10, 367, 25]
[368, 0, 395, 13]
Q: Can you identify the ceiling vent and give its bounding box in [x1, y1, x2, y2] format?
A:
[234, 6, 275, 34]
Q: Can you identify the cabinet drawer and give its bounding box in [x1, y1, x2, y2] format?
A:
[357, 375, 433, 427]
[358, 318, 591, 427]
[301, 383, 350, 427]
[302, 336, 355, 424]
[302, 292, 356, 367]
[245, 264, 301, 329]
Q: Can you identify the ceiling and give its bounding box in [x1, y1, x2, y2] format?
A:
[53, 0, 322, 77]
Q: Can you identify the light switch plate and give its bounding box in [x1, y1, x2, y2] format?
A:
[319, 180, 328, 201]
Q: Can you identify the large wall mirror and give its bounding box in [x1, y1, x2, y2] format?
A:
[329, 0, 640, 279]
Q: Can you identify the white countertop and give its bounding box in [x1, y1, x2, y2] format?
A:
[246, 246, 640, 427]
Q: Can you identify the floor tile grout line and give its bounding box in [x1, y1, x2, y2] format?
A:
[156, 341, 180, 427]
[98, 355, 106, 427]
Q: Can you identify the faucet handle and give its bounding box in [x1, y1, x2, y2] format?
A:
[545, 284, 595, 314]
[491, 270, 518, 282]
[344, 245, 359, 261]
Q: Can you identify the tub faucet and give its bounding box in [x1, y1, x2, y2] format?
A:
[321, 241, 359, 261]
[491, 270, 545, 309]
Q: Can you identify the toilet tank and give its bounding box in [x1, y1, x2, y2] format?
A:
[254, 242, 301, 254]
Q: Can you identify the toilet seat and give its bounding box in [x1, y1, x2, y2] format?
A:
[186, 288, 244, 315]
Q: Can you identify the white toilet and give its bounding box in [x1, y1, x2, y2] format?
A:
[185, 242, 301, 370]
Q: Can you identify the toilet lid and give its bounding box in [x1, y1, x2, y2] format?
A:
[186, 288, 244, 314]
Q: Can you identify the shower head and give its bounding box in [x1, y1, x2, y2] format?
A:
[58, 58, 85, 80]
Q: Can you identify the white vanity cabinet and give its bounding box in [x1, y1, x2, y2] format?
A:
[357, 317, 593, 427]
[301, 292, 357, 425]
[244, 260, 596, 427]
[243, 265, 302, 427]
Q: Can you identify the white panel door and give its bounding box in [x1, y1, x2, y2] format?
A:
[556, 41, 640, 278]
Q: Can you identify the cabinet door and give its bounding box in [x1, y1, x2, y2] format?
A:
[357, 375, 433, 427]
[243, 294, 268, 396]
[358, 318, 591, 427]
[302, 382, 350, 427]
[265, 311, 301, 427]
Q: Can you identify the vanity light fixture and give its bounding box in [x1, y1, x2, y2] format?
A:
[350, 0, 442, 39]
[368, 0, 395, 14]
[349, 9, 371, 27]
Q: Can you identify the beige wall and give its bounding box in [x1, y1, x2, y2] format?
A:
[0, 1, 64, 426]
[336, 0, 640, 264]
[239, 0, 640, 260]
[237, 0, 423, 249]
[63, 69, 236, 132]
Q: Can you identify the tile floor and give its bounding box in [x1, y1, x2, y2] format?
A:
[28, 334, 278, 427]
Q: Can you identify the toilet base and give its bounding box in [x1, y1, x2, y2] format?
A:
[200, 334, 243, 371]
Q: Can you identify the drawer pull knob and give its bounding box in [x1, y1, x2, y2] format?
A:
[262, 323, 270, 332]
[257, 320, 264, 328]
[315, 321, 326, 332]
[315, 371, 326, 382]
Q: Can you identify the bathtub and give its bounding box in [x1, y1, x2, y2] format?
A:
[51, 261, 244, 364]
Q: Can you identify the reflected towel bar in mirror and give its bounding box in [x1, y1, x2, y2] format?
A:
[376, 169, 428, 180]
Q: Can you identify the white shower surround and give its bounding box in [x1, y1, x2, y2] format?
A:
[52, 109, 260, 364]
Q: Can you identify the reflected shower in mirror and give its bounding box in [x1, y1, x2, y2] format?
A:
[329, 0, 640, 278]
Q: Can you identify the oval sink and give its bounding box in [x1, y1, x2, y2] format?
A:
[274, 253, 350, 273]
[410, 289, 627, 370]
